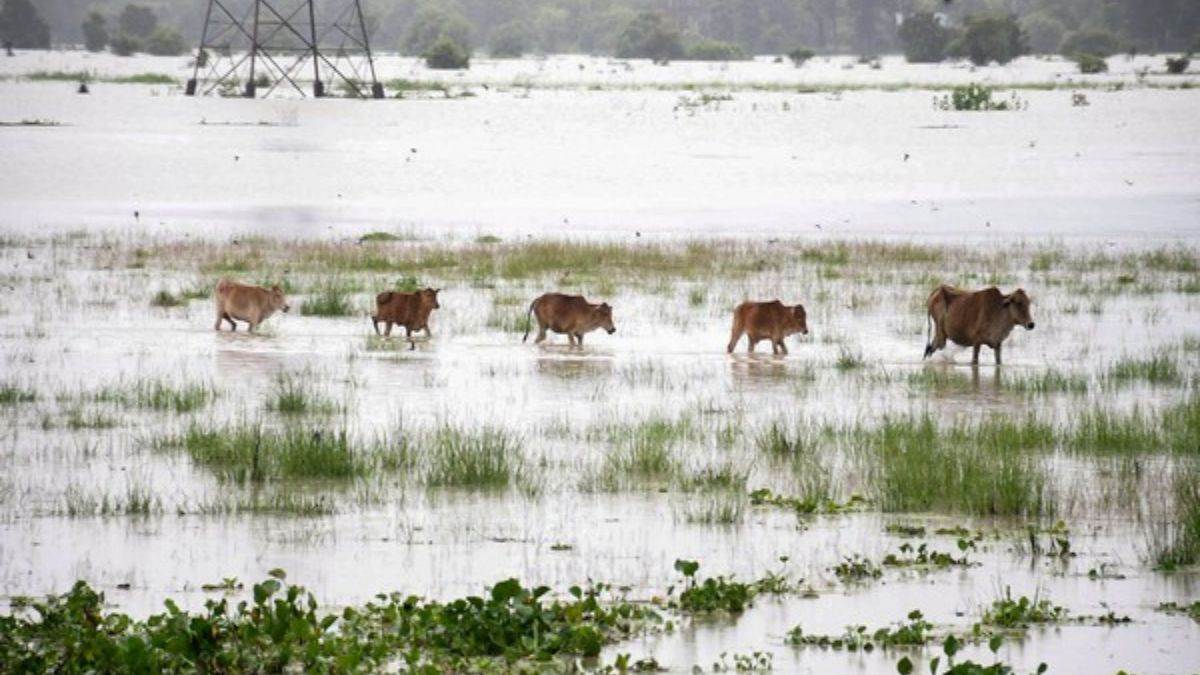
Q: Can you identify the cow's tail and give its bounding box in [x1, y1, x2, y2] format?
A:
[521, 298, 537, 343]
[923, 311, 934, 359]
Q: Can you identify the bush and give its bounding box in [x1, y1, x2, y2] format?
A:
[110, 33, 141, 56]
[81, 11, 108, 52]
[117, 3, 156, 39]
[1060, 29, 1122, 58]
[424, 35, 470, 69]
[1021, 12, 1066, 54]
[950, 14, 1027, 66]
[898, 12, 951, 63]
[1074, 52, 1108, 74]
[786, 47, 814, 67]
[685, 39, 746, 61]
[1166, 56, 1190, 74]
[0, 0, 50, 49]
[936, 83, 1024, 111]
[615, 11, 683, 63]
[143, 26, 185, 56]
[489, 20, 530, 58]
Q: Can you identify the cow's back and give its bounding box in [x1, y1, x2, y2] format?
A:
[217, 279, 268, 315]
[945, 287, 1004, 342]
[376, 291, 416, 323]
[738, 301, 785, 334]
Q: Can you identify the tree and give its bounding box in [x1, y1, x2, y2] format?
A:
[490, 20, 530, 58]
[787, 47, 815, 66]
[144, 26, 185, 56]
[950, 14, 1027, 66]
[1060, 29, 1123, 58]
[110, 32, 140, 56]
[686, 39, 746, 61]
[0, 0, 50, 49]
[898, 12, 951, 63]
[424, 34, 469, 69]
[615, 11, 683, 63]
[81, 11, 107, 52]
[1021, 13, 1066, 55]
[402, 5, 471, 56]
[117, 4, 157, 39]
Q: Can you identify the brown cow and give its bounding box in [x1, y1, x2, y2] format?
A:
[371, 288, 440, 347]
[726, 300, 809, 354]
[924, 285, 1035, 365]
[522, 293, 615, 346]
[213, 279, 290, 332]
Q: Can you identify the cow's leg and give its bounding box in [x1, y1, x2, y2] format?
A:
[535, 324, 548, 344]
[372, 315, 381, 336]
[424, 326, 432, 337]
[748, 338, 757, 353]
[384, 322, 393, 337]
[568, 333, 578, 347]
[994, 343, 1002, 365]
[576, 333, 584, 346]
[225, 314, 238, 331]
[726, 328, 743, 354]
[404, 326, 412, 337]
[971, 345, 981, 365]
[776, 339, 789, 355]
[214, 307, 224, 331]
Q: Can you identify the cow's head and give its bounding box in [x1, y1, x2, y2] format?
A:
[271, 285, 290, 313]
[791, 303, 809, 335]
[421, 287, 441, 310]
[1004, 288, 1034, 330]
[594, 302, 616, 334]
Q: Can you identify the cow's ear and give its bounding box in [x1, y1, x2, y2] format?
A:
[272, 285, 282, 292]
[1002, 295, 1012, 306]
[434, 288, 441, 294]
[601, 302, 610, 309]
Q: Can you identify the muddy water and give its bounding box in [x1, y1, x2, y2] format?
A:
[1, 55, 1199, 673]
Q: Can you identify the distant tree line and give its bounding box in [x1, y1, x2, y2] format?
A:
[8, 0, 1200, 64]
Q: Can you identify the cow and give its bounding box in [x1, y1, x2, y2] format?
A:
[522, 293, 615, 346]
[372, 288, 440, 348]
[923, 285, 1035, 365]
[726, 300, 809, 355]
[213, 279, 290, 332]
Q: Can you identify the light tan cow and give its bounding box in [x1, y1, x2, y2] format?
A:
[924, 285, 1035, 365]
[522, 293, 615, 346]
[213, 279, 290, 332]
[727, 300, 809, 354]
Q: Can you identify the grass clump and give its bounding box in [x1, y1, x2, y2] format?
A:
[425, 426, 521, 489]
[300, 281, 354, 317]
[266, 374, 337, 415]
[0, 383, 37, 405]
[134, 379, 215, 413]
[172, 425, 361, 482]
[865, 415, 1051, 517]
[1150, 465, 1200, 571]
[150, 290, 184, 308]
[1105, 353, 1182, 386]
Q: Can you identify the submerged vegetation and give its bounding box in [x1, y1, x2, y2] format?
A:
[0, 570, 661, 672]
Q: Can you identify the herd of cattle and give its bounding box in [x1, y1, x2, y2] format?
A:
[213, 278, 1036, 364]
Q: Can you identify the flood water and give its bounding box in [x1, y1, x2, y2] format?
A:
[1, 52, 1199, 673]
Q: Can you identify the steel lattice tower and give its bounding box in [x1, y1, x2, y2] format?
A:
[186, 0, 383, 99]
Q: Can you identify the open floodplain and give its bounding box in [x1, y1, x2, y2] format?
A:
[1, 53, 1199, 673]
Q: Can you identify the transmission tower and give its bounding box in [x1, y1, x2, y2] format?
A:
[186, 0, 384, 99]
